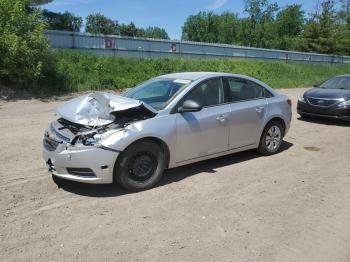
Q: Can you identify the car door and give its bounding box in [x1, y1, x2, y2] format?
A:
[224, 78, 268, 149]
[174, 78, 231, 163]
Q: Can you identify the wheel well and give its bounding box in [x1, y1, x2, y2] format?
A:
[266, 117, 286, 136]
[119, 137, 171, 168]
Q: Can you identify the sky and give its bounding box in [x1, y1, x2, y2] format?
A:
[42, 0, 319, 40]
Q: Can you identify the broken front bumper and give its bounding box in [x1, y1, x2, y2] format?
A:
[42, 143, 119, 184]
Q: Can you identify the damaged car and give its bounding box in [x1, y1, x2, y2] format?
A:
[43, 72, 292, 191]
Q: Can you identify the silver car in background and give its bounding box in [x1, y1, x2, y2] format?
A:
[43, 72, 292, 191]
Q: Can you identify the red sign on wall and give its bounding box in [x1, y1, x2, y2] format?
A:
[105, 38, 113, 48]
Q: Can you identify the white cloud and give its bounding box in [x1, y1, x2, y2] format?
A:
[206, 0, 228, 11]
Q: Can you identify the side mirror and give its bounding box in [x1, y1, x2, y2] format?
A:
[313, 84, 320, 88]
[178, 100, 202, 113]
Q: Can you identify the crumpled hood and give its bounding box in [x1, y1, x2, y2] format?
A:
[56, 92, 157, 126]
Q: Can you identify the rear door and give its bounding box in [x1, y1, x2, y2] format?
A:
[174, 78, 231, 163]
[224, 78, 268, 149]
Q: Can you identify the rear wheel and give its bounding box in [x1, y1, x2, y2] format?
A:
[114, 141, 166, 191]
[258, 121, 284, 156]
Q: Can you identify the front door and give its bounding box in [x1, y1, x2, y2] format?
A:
[175, 78, 230, 163]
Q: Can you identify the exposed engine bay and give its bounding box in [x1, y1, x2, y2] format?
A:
[45, 92, 157, 149]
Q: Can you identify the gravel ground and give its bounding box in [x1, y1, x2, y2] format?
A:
[0, 88, 349, 262]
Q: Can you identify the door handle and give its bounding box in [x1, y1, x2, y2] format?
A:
[216, 115, 227, 122]
[256, 106, 264, 113]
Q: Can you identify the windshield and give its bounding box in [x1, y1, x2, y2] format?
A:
[124, 78, 192, 110]
[319, 76, 350, 90]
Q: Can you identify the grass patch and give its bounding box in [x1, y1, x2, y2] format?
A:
[14, 50, 350, 96]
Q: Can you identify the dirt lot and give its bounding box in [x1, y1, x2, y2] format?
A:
[0, 88, 350, 262]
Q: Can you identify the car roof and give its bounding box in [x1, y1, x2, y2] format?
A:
[157, 72, 253, 81]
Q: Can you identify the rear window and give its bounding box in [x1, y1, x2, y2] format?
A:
[227, 78, 269, 102]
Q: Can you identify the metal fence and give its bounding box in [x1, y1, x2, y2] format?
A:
[45, 30, 350, 64]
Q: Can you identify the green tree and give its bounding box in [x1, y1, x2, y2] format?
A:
[182, 12, 210, 42]
[241, 0, 279, 47]
[298, 0, 337, 54]
[119, 22, 145, 37]
[244, 0, 279, 23]
[337, 0, 350, 25]
[273, 4, 305, 50]
[335, 24, 350, 55]
[335, 0, 350, 55]
[275, 5, 304, 37]
[30, 0, 52, 6]
[182, 11, 239, 44]
[0, 0, 50, 87]
[216, 12, 239, 44]
[143, 26, 170, 39]
[85, 13, 118, 34]
[42, 10, 82, 32]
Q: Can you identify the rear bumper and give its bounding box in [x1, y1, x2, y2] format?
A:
[285, 109, 292, 135]
[43, 144, 119, 184]
[297, 101, 350, 121]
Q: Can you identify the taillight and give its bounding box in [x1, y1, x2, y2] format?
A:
[287, 99, 292, 107]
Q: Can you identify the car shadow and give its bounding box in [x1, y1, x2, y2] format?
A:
[53, 141, 293, 197]
[297, 116, 350, 127]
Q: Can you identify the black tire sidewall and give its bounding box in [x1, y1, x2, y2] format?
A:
[115, 141, 166, 191]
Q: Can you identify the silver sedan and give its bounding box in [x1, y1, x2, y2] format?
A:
[43, 72, 292, 191]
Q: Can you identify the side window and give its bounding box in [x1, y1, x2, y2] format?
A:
[227, 78, 267, 102]
[244, 81, 265, 99]
[227, 78, 246, 102]
[185, 78, 224, 107]
[265, 89, 273, 98]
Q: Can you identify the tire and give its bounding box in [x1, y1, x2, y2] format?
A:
[258, 120, 285, 156]
[114, 141, 166, 191]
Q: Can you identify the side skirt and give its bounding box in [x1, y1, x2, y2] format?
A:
[169, 144, 257, 169]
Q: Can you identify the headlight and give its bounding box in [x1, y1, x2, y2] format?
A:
[340, 100, 350, 106]
[77, 130, 120, 146]
[82, 132, 110, 146]
[83, 135, 100, 146]
[298, 96, 306, 103]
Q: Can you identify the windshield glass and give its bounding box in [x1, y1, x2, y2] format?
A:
[124, 78, 192, 110]
[320, 76, 350, 90]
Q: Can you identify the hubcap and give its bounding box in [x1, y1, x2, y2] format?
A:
[128, 152, 157, 182]
[265, 125, 282, 152]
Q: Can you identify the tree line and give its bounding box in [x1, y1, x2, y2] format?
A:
[41, 10, 170, 39]
[1, 0, 349, 91]
[182, 0, 350, 55]
[40, 0, 350, 55]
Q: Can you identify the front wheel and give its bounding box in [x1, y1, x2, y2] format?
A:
[258, 121, 284, 156]
[114, 141, 166, 191]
